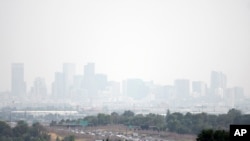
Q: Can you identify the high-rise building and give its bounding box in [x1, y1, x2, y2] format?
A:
[95, 74, 107, 91]
[225, 87, 244, 102]
[30, 77, 47, 98]
[63, 63, 76, 96]
[11, 63, 26, 97]
[107, 81, 120, 96]
[234, 87, 244, 98]
[71, 75, 84, 97]
[155, 85, 174, 100]
[192, 81, 207, 97]
[225, 88, 236, 108]
[84, 63, 95, 77]
[174, 79, 190, 98]
[52, 72, 64, 98]
[82, 63, 96, 95]
[210, 71, 227, 97]
[122, 78, 149, 100]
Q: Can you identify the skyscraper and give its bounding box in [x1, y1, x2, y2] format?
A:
[30, 77, 47, 98]
[234, 87, 244, 99]
[63, 63, 76, 96]
[174, 79, 190, 98]
[11, 63, 26, 97]
[82, 63, 96, 95]
[122, 78, 149, 100]
[95, 74, 107, 91]
[210, 71, 227, 97]
[84, 63, 95, 77]
[52, 72, 64, 98]
[192, 81, 207, 97]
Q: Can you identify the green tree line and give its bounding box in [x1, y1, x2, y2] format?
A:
[0, 120, 77, 141]
[52, 108, 250, 135]
[0, 120, 50, 141]
[196, 129, 229, 141]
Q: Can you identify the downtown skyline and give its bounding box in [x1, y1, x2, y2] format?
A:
[0, 0, 249, 96]
[5, 62, 246, 99]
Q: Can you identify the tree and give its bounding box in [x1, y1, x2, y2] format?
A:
[196, 129, 229, 141]
[63, 135, 75, 141]
[213, 130, 229, 141]
[227, 108, 241, 123]
[84, 115, 98, 126]
[0, 121, 50, 141]
[0, 121, 12, 137]
[111, 112, 119, 124]
[13, 120, 29, 137]
[122, 110, 135, 117]
[197, 129, 214, 141]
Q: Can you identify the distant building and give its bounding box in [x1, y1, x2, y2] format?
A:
[210, 71, 227, 97]
[155, 85, 175, 100]
[82, 63, 97, 96]
[225, 87, 244, 103]
[84, 63, 95, 77]
[101, 81, 120, 98]
[107, 81, 120, 96]
[52, 72, 64, 98]
[71, 75, 84, 98]
[225, 88, 236, 108]
[234, 87, 244, 98]
[192, 81, 207, 97]
[174, 79, 190, 98]
[30, 77, 47, 98]
[11, 63, 26, 97]
[122, 79, 149, 100]
[95, 74, 108, 91]
[63, 63, 76, 96]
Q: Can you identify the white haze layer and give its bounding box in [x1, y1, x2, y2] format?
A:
[0, 0, 250, 95]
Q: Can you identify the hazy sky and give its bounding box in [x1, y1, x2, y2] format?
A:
[0, 0, 250, 95]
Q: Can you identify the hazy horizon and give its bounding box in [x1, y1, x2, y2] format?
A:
[0, 0, 250, 95]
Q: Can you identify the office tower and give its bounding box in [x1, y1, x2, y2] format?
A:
[122, 80, 127, 96]
[225, 88, 236, 108]
[95, 74, 107, 91]
[174, 79, 190, 98]
[226, 86, 244, 100]
[11, 63, 26, 97]
[71, 75, 84, 97]
[73, 75, 84, 90]
[122, 78, 149, 100]
[84, 63, 95, 77]
[30, 77, 47, 97]
[234, 87, 244, 98]
[155, 85, 175, 99]
[82, 63, 96, 95]
[192, 81, 207, 97]
[107, 81, 120, 96]
[63, 63, 76, 96]
[210, 71, 227, 97]
[52, 72, 64, 98]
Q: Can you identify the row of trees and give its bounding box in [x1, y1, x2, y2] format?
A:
[166, 108, 249, 134]
[0, 120, 77, 141]
[0, 120, 50, 141]
[197, 129, 229, 141]
[52, 108, 250, 135]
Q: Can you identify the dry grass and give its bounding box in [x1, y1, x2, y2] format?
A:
[49, 132, 63, 141]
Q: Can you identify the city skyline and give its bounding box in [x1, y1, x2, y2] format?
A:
[5, 62, 246, 98]
[0, 0, 249, 95]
